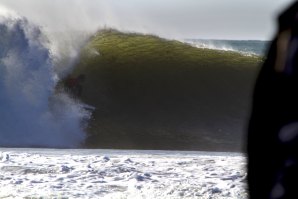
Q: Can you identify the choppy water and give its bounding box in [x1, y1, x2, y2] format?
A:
[0, 148, 247, 198]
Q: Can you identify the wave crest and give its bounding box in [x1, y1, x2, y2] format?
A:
[0, 10, 90, 148]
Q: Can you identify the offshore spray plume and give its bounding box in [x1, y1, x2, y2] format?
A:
[0, 6, 90, 148]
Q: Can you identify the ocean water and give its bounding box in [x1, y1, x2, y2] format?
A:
[0, 5, 266, 150]
[0, 7, 91, 148]
[185, 39, 269, 56]
[81, 34, 262, 152]
[0, 148, 247, 198]
[0, 5, 256, 199]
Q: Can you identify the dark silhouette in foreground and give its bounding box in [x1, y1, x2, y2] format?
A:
[248, 2, 298, 199]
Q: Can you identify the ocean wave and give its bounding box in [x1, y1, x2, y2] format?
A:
[0, 6, 90, 148]
[74, 30, 262, 151]
[184, 39, 269, 57]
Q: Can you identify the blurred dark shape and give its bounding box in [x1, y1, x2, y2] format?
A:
[247, 2, 298, 199]
[65, 74, 85, 97]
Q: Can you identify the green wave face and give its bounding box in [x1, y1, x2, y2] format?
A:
[72, 29, 262, 152]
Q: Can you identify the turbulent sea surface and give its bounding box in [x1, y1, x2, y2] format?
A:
[0, 148, 247, 199]
[0, 5, 257, 198]
[0, 7, 91, 148]
[1, 5, 264, 151]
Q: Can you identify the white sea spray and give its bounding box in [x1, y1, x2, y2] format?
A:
[0, 6, 90, 147]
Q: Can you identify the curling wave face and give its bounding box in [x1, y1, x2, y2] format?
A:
[73, 30, 262, 151]
[0, 7, 90, 148]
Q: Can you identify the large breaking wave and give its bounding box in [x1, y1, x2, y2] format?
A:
[74, 30, 262, 151]
[0, 7, 90, 147]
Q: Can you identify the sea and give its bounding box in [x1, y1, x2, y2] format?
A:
[0, 7, 264, 199]
[0, 7, 270, 151]
[185, 39, 270, 56]
[0, 148, 247, 198]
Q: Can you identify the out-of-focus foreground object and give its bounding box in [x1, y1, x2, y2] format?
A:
[247, 1, 298, 199]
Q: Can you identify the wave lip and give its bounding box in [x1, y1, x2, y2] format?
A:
[0, 10, 90, 148]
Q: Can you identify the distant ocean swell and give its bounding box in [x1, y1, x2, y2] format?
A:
[0, 9, 90, 147]
[185, 39, 269, 56]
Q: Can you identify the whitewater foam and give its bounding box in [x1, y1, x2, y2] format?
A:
[0, 6, 90, 147]
[0, 149, 247, 198]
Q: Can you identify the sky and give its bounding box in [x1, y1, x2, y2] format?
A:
[0, 0, 295, 40]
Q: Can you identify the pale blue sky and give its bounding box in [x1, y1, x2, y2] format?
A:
[0, 0, 295, 40]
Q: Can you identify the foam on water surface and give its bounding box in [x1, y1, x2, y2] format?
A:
[0, 149, 248, 198]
